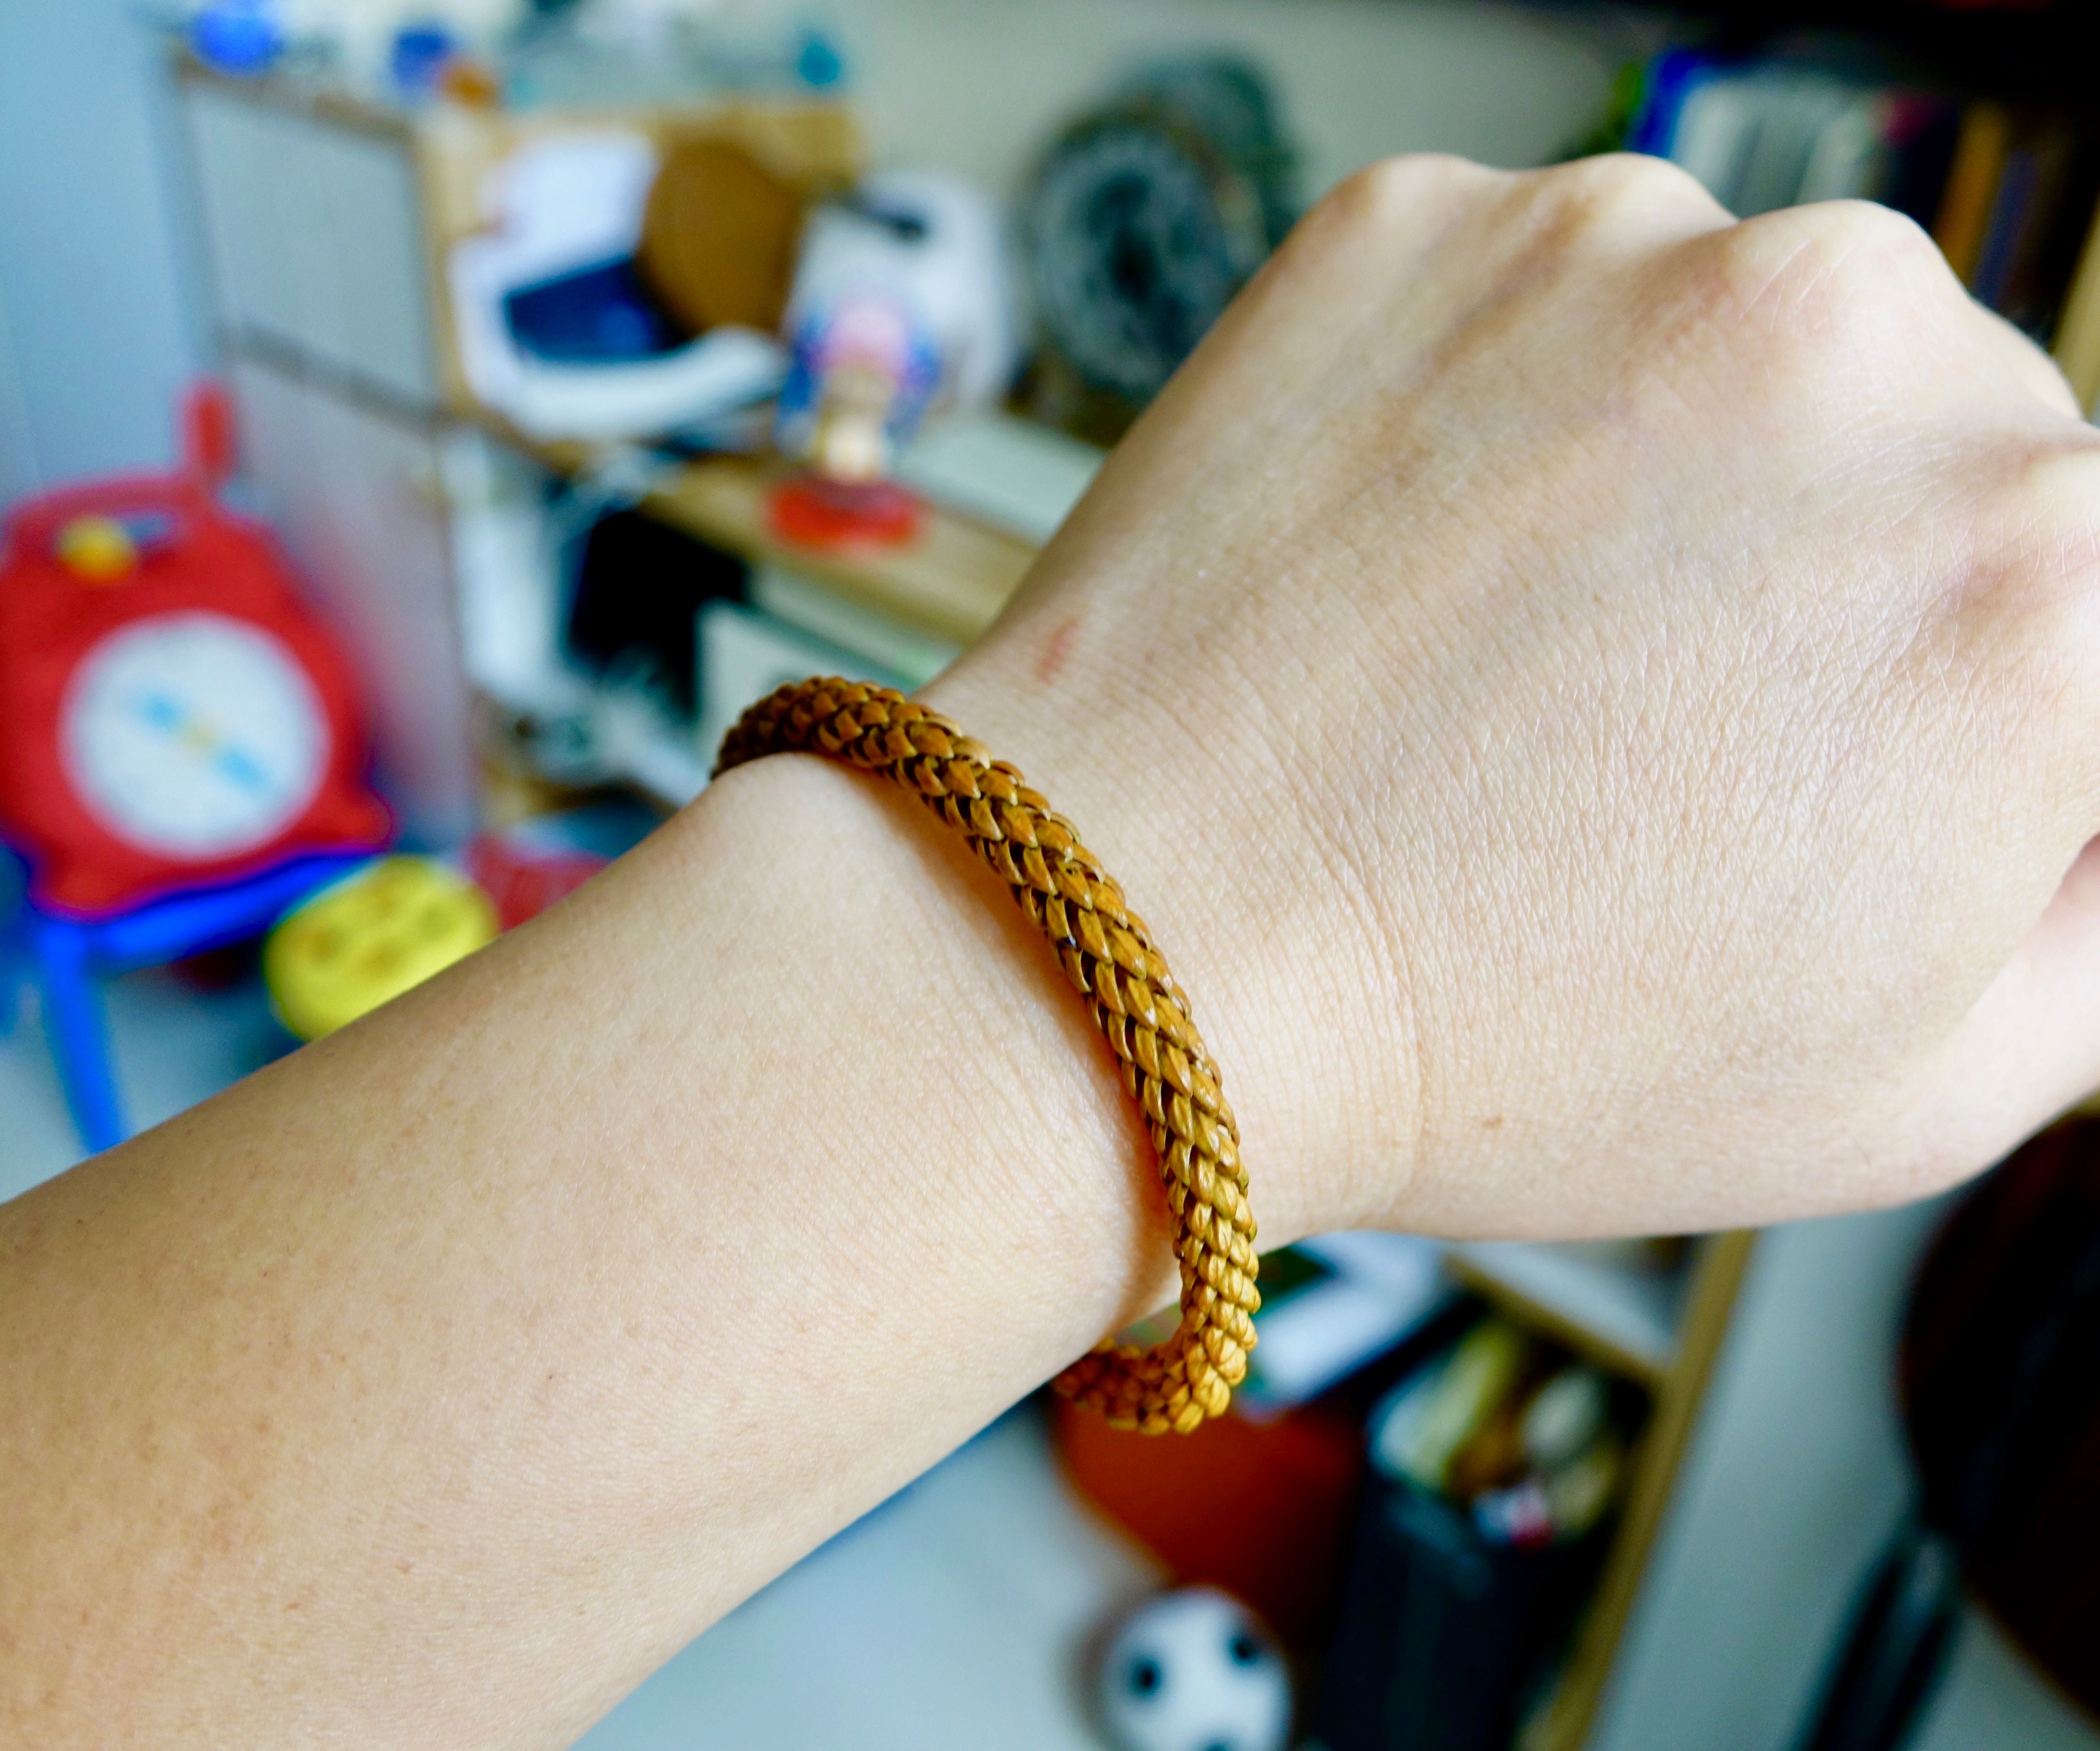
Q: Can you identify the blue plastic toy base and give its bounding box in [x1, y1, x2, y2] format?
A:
[12, 852, 372, 1156]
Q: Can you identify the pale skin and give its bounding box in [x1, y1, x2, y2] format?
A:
[8, 153, 2100, 1745]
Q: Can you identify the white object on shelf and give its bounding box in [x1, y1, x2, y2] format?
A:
[695, 600, 909, 776]
[1445, 1240, 1684, 1376]
[447, 132, 788, 441]
[1239, 1231, 1451, 1414]
[590, 688, 710, 807]
[751, 565, 960, 688]
[784, 167, 1022, 415]
[894, 410, 1102, 545]
[446, 427, 576, 716]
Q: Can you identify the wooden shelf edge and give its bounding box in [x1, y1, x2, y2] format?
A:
[472, 409, 1038, 649]
[1443, 1243, 1678, 1388]
[640, 456, 1035, 648]
[1521, 1229, 1761, 1751]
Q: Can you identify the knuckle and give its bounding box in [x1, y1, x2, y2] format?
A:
[1532, 150, 1724, 228]
[1954, 438, 2100, 785]
[1817, 199, 1946, 285]
[1316, 152, 1501, 239]
[1691, 200, 1953, 381]
[1717, 199, 1945, 325]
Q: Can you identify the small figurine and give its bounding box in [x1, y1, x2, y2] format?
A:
[776, 287, 942, 486]
[1094, 1587, 1293, 1751]
[767, 170, 1017, 551]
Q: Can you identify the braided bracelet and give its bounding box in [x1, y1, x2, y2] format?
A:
[715, 678, 1260, 1434]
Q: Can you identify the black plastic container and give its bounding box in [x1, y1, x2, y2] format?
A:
[1314, 1472, 1608, 1751]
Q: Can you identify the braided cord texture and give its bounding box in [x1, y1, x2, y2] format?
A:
[715, 678, 1259, 1434]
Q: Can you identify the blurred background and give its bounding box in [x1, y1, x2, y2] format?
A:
[2, 3, 2099, 1750]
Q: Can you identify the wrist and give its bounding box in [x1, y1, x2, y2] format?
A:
[693, 751, 1191, 1337]
[916, 651, 1421, 1246]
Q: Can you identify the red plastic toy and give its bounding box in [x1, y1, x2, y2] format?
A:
[0, 384, 388, 915]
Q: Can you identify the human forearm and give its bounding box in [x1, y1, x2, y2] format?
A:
[0, 752, 1255, 1748]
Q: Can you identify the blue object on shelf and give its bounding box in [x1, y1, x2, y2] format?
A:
[1625, 47, 1722, 161]
[795, 27, 846, 91]
[8, 852, 368, 1155]
[504, 257, 685, 363]
[189, 0, 286, 75]
[390, 20, 459, 97]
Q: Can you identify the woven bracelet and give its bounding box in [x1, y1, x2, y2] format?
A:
[715, 678, 1260, 1435]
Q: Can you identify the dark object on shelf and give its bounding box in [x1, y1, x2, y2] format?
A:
[505, 258, 687, 365]
[1792, 1114, 2100, 1749]
[1673, 6, 2100, 113]
[1931, 103, 2097, 341]
[1795, 1520, 1962, 1751]
[565, 510, 746, 720]
[1315, 1472, 1609, 1751]
[1020, 57, 1296, 443]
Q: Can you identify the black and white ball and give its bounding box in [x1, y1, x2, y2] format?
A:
[1095, 1587, 1292, 1751]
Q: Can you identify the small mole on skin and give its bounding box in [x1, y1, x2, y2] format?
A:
[1036, 617, 1081, 684]
[1480, 1115, 1504, 1129]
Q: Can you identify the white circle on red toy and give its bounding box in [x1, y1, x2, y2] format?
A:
[60, 610, 329, 861]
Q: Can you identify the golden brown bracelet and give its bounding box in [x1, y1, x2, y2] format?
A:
[715, 678, 1260, 1434]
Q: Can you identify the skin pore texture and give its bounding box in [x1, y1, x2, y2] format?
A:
[10, 153, 2100, 1745]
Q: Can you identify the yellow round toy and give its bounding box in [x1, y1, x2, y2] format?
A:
[55, 515, 138, 582]
[265, 856, 498, 1041]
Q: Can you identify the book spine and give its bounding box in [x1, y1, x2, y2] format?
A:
[2051, 196, 2100, 417]
[1932, 103, 2012, 286]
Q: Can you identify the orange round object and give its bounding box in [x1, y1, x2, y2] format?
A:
[765, 476, 924, 552]
[1053, 1394, 1363, 1648]
[437, 56, 502, 108]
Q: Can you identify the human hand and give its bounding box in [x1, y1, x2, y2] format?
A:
[926, 153, 2100, 1244]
